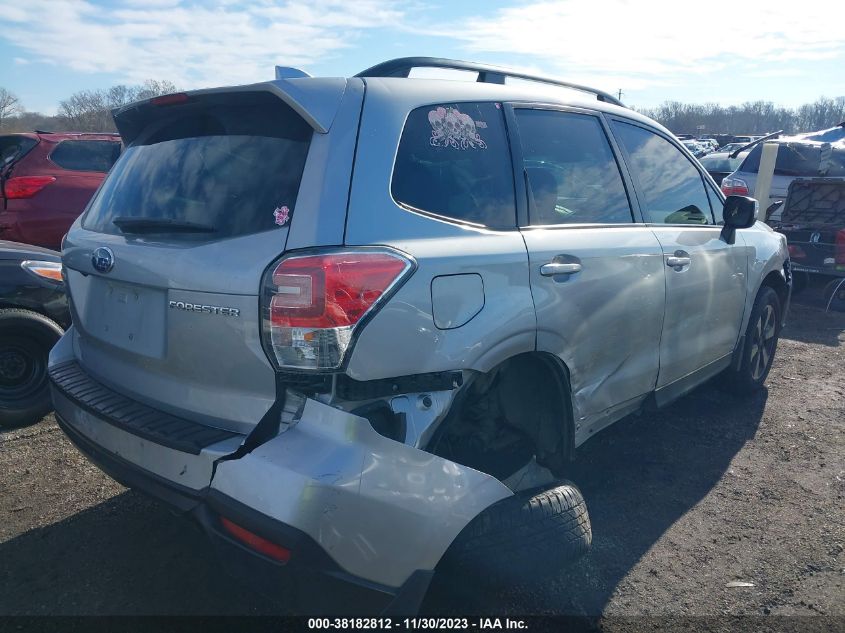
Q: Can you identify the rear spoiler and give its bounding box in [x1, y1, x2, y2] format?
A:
[112, 78, 349, 144]
[729, 130, 784, 158]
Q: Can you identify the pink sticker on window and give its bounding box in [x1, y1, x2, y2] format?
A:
[428, 106, 488, 150]
[273, 205, 290, 226]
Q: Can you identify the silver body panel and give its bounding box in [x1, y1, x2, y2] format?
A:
[52, 71, 789, 589]
[211, 398, 513, 587]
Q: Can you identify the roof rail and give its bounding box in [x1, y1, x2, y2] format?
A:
[355, 56, 625, 108]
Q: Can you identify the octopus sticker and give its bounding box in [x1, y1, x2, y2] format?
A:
[273, 205, 290, 226]
[428, 106, 488, 150]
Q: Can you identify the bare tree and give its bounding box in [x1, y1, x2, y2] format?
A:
[0, 88, 23, 130]
[637, 97, 845, 136]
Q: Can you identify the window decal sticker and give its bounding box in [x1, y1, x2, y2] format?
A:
[428, 106, 488, 150]
[273, 205, 290, 226]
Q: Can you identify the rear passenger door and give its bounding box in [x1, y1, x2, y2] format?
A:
[609, 119, 747, 399]
[510, 106, 666, 442]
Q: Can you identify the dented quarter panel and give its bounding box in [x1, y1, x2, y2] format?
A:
[209, 399, 514, 588]
[344, 234, 535, 381]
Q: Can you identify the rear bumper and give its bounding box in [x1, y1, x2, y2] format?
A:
[54, 406, 431, 614]
[49, 330, 512, 612]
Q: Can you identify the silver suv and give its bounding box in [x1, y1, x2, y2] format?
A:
[50, 58, 791, 614]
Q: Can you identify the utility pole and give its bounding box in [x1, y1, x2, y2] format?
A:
[617, 89, 623, 101]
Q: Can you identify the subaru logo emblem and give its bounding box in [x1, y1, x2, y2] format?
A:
[92, 247, 114, 273]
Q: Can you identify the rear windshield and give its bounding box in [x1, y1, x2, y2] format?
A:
[391, 102, 516, 228]
[0, 135, 37, 165]
[50, 140, 121, 172]
[82, 93, 312, 239]
[739, 143, 845, 177]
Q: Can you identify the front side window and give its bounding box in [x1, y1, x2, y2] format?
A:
[392, 102, 516, 228]
[514, 109, 633, 225]
[50, 140, 121, 172]
[612, 121, 713, 225]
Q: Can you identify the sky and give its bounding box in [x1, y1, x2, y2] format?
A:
[0, 0, 842, 115]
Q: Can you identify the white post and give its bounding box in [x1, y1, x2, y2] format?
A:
[754, 142, 779, 208]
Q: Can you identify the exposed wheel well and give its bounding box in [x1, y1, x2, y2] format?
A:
[426, 352, 575, 481]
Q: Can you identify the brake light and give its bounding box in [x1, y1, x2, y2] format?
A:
[836, 229, 845, 269]
[4, 176, 56, 199]
[219, 517, 291, 563]
[150, 92, 190, 106]
[262, 250, 413, 370]
[788, 244, 806, 260]
[721, 177, 749, 197]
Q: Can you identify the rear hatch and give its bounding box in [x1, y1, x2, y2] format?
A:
[776, 178, 845, 274]
[62, 85, 350, 434]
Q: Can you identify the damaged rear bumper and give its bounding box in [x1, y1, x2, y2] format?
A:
[49, 332, 512, 613]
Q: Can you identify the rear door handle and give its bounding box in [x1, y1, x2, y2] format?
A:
[540, 262, 582, 276]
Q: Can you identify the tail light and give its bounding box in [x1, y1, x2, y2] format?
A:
[788, 244, 806, 260]
[836, 229, 845, 270]
[261, 249, 414, 370]
[721, 177, 749, 196]
[4, 176, 56, 199]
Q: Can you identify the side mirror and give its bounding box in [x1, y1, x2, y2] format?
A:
[721, 195, 759, 244]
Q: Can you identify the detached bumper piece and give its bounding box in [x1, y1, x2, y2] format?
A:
[50, 362, 432, 614]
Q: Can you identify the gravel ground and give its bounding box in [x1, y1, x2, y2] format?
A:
[1, 300, 843, 623]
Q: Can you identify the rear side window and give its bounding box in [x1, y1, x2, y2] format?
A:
[392, 102, 516, 228]
[514, 109, 633, 225]
[612, 121, 713, 225]
[0, 135, 37, 165]
[50, 140, 121, 172]
[82, 93, 312, 240]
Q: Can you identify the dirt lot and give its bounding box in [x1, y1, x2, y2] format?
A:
[1, 301, 843, 622]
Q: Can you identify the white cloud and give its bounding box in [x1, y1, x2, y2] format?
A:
[438, 0, 844, 92]
[0, 0, 404, 89]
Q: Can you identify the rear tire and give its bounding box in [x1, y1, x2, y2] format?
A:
[721, 286, 781, 394]
[0, 309, 63, 428]
[442, 481, 591, 585]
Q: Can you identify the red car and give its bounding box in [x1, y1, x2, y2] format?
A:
[0, 132, 122, 250]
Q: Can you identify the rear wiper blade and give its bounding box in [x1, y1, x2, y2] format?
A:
[112, 217, 217, 234]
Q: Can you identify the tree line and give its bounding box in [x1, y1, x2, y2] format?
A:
[0, 80, 178, 133]
[636, 97, 845, 136]
[2, 82, 844, 137]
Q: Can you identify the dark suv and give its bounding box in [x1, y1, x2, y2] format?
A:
[0, 132, 122, 250]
